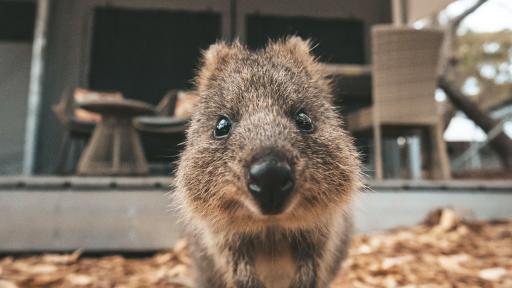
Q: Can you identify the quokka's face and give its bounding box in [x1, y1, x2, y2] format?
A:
[176, 38, 360, 231]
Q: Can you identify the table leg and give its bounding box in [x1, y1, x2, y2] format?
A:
[112, 122, 122, 173]
[78, 116, 148, 176]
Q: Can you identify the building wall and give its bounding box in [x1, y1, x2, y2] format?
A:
[0, 0, 35, 175]
[0, 42, 32, 175]
[34, 0, 390, 173]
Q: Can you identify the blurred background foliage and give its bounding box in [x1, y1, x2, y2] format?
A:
[456, 29, 512, 110]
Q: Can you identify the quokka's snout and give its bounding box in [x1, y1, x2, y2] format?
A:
[246, 149, 295, 215]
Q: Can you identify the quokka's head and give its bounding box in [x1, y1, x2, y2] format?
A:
[175, 37, 361, 232]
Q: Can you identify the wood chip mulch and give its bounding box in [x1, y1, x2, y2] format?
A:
[0, 209, 511, 288]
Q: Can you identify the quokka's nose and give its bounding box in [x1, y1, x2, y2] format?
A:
[247, 154, 294, 215]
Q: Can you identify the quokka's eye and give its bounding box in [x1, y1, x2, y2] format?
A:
[214, 115, 232, 139]
[295, 110, 314, 132]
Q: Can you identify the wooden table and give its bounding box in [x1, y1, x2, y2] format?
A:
[77, 99, 155, 176]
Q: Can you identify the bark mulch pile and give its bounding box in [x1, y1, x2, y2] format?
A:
[1, 209, 511, 288]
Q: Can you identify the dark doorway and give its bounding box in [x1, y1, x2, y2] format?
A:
[246, 14, 364, 64]
[89, 7, 222, 104]
[0, 1, 35, 42]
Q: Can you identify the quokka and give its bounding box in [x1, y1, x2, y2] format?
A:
[174, 37, 361, 288]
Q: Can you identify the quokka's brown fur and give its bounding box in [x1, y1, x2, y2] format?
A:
[173, 37, 362, 288]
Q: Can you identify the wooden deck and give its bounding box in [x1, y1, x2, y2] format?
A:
[0, 176, 511, 252]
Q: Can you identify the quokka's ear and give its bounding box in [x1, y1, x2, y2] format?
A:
[267, 36, 331, 92]
[267, 36, 317, 68]
[196, 41, 243, 93]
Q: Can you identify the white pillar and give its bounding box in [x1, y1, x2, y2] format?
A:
[407, 136, 422, 180]
[23, 0, 50, 175]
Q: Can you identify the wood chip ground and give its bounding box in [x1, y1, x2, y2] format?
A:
[1, 209, 511, 288]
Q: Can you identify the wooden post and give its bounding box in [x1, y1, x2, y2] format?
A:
[392, 0, 405, 26]
[23, 0, 50, 175]
[373, 123, 383, 180]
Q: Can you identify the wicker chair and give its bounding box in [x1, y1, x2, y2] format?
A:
[346, 25, 450, 180]
[134, 90, 194, 174]
[52, 89, 96, 175]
